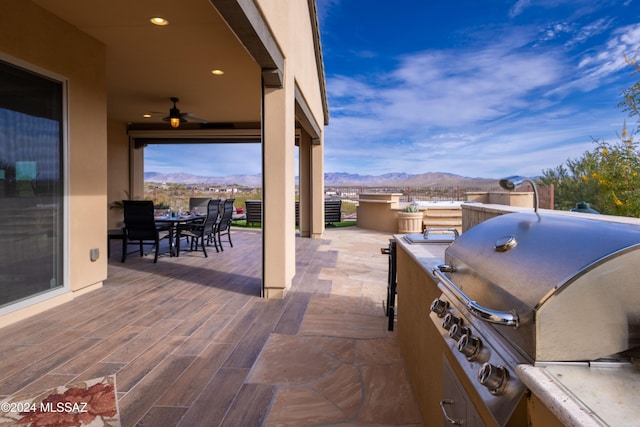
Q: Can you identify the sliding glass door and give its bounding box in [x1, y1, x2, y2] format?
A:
[0, 59, 65, 309]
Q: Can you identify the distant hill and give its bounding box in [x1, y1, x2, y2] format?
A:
[145, 172, 262, 186]
[323, 171, 499, 188]
[144, 171, 500, 188]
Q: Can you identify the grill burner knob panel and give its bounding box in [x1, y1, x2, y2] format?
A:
[430, 293, 527, 426]
[478, 363, 509, 395]
[442, 313, 462, 331]
[449, 324, 470, 341]
[430, 298, 449, 317]
[457, 333, 481, 360]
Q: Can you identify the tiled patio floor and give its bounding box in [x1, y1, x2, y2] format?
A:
[0, 227, 422, 426]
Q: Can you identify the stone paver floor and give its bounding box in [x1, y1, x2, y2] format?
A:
[252, 228, 422, 426]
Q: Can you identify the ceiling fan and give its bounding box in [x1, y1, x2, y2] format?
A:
[160, 97, 207, 128]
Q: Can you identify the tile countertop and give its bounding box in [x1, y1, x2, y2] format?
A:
[395, 234, 640, 427]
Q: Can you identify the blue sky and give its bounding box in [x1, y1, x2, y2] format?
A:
[146, 0, 640, 179]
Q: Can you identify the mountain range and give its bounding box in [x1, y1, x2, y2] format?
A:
[145, 171, 501, 188]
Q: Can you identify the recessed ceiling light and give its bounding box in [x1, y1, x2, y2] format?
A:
[150, 17, 169, 26]
[143, 114, 152, 118]
[211, 69, 224, 75]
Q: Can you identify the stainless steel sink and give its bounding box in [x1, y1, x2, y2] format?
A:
[404, 228, 458, 244]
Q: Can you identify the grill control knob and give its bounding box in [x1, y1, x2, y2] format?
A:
[457, 334, 481, 360]
[430, 298, 449, 317]
[478, 363, 509, 395]
[449, 324, 470, 341]
[442, 313, 462, 331]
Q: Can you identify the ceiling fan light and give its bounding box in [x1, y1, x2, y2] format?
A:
[166, 97, 188, 128]
[169, 101, 182, 128]
[150, 17, 169, 26]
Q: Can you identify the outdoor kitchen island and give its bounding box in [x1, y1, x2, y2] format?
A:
[394, 228, 640, 427]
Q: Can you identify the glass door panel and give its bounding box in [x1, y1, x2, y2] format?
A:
[0, 60, 64, 308]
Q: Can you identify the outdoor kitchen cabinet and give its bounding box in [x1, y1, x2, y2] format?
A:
[395, 241, 563, 427]
[395, 242, 448, 424]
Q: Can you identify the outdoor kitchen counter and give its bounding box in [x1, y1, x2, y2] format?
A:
[395, 234, 639, 427]
[518, 362, 640, 427]
[393, 234, 448, 271]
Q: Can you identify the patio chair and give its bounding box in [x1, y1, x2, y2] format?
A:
[245, 200, 262, 226]
[188, 197, 211, 215]
[184, 198, 219, 246]
[175, 199, 220, 257]
[324, 200, 342, 226]
[122, 200, 172, 263]
[215, 198, 235, 251]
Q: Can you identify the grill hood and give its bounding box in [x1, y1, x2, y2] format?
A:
[442, 212, 640, 362]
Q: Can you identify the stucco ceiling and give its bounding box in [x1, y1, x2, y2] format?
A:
[33, 0, 262, 128]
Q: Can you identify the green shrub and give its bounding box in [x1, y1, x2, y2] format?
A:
[403, 204, 420, 213]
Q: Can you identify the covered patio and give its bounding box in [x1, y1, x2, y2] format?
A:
[0, 228, 421, 426]
[0, 0, 328, 328]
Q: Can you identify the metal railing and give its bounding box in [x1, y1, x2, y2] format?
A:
[325, 185, 503, 203]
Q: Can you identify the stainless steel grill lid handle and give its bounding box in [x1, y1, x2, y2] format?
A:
[433, 264, 519, 327]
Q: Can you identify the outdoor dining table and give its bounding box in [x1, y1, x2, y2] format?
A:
[155, 213, 205, 256]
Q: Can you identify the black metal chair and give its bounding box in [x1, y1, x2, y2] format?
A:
[175, 199, 220, 257]
[324, 200, 342, 225]
[184, 198, 219, 246]
[188, 197, 211, 215]
[244, 200, 262, 226]
[215, 198, 235, 251]
[122, 200, 172, 263]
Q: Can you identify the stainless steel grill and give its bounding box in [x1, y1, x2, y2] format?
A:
[429, 211, 640, 425]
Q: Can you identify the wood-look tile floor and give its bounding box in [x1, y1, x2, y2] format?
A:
[0, 227, 422, 426]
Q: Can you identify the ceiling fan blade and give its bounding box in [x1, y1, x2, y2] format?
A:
[181, 112, 208, 123]
[153, 98, 207, 124]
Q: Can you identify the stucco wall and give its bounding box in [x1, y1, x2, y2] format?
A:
[356, 193, 402, 233]
[0, 1, 107, 325]
[257, 0, 326, 127]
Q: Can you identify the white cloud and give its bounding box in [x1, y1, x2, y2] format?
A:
[549, 23, 640, 93]
[509, 0, 532, 18]
[509, 0, 602, 19]
[540, 21, 574, 42]
[324, 105, 625, 178]
[322, 20, 634, 177]
[569, 17, 613, 46]
[326, 36, 566, 143]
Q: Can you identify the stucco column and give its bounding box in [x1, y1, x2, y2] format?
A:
[130, 141, 144, 199]
[311, 134, 325, 239]
[262, 67, 296, 298]
[298, 132, 311, 237]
